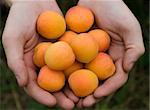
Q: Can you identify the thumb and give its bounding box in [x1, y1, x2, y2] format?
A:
[123, 46, 145, 72]
[2, 35, 28, 87]
[123, 23, 145, 72]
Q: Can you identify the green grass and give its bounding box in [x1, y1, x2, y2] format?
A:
[0, 0, 149, 110]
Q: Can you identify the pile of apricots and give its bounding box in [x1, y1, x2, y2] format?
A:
[33, 6, 116, 97]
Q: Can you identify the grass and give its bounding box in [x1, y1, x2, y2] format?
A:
[0, 0, 149, 110]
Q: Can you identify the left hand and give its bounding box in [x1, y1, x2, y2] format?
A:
[2, 1, 76, 109]
[65, 0, 145, 108]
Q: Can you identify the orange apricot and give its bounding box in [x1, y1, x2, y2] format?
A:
[37, 11, 66, 39]
[37, 65, 65, 92]
[65, 6, 94, 33]
[64, 61, 83, 77]
[85, 52, 116, 80]
[45, 41, 75, 70]
[88, 29, 110, 52]
[68, 69, 98, 97]
[70, 33, 98, 63]
[59, 31, 77, 44]
[33, 42, 52, 67]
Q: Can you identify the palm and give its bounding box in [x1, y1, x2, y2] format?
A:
[11, 1, 43, 84]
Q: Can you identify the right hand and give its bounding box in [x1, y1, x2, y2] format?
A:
[2, 1, 75, 109]
[73, 0, 145, 108]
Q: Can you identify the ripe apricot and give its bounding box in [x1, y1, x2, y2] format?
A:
[70, 33, 98, 63]
[64, 61, 83, 77]
[37, 11, 66, 39]
[68, 69, 98, 97]
[65, 6, 94, 33]
[45, 41, 75, 70]
[85, 52, 116, 80]
[37, 65, 65, 92]
[59, 31, 77, 44]
[33, 42, 52, 67]
[88, 29, 110, 52]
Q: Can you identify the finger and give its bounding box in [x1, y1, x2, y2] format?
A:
[53, 92, 74, 110]
[82, 95, 103, 107]
[64, 86, 79, 103]
[39, 0, 64, 16]
[108, 31, 125, 61]
[2, 34, 28, 87]
[83, 95, 104, 107]
[76, 99, 83, 109]
[24, 49, 36, 71]
[82, 95, 97, 107]
[94, 59, 128, 98]
[24, 67, 56, 107]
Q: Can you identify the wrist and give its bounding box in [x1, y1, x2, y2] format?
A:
[78, 0, 123, 8]
[6, 0, 56, 7]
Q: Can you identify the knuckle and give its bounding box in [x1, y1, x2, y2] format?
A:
[136, 45, 145, 56]
[7, 61, 14, 70]
[49, 100, 56, 107]
[7, 61, 23, 74]
[139, 46, 145, 55]
[120, 73, 128, 84]
[2, 34, 9, 45]
[2, 36, 12, 48]
[2, 33, 19, 47]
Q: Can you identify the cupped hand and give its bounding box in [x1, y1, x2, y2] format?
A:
[2, 1, 75, 109]
[65, 0, 145, 108]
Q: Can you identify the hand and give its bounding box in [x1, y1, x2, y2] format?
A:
[2, 1, 75, 109]
[69, 0, 145, 108]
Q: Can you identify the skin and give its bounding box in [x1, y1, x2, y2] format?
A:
[64, 0, 145, 108]
[2, 0, 77, 109]
[2, 0, 145, 109]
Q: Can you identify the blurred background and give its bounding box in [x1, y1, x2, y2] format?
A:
[0, 0, 149, 110]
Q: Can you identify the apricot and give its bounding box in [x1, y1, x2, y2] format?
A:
[65, 6, 94, 33]
[33, 42, 52, 67]
[37, 11, 66, 39]
[59, 31, 77, 44]
[64, 61, 83, 77]
[70, 33, 98, 63]
[85, 52, 116, 80]
[37, 65, 65, 92]
[45, 41, 75, 70]
[68, 69, 98, 97]
[88, 29, 110, 52]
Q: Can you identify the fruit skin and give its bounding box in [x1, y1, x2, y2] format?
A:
[37, 65, 65, 92]
[65, 6, 94, 33]
[33, 42, 52, 67]
[45, 41, 75, 70]
[37, 11, 66, 39]
[70, 33, 98, 63]
[85, 52, 116, 80]
[59, 31, 77, 45]
[64, 61, 83, 77]
[68, 69, 98, 97]
[88, 29, 110, 52]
